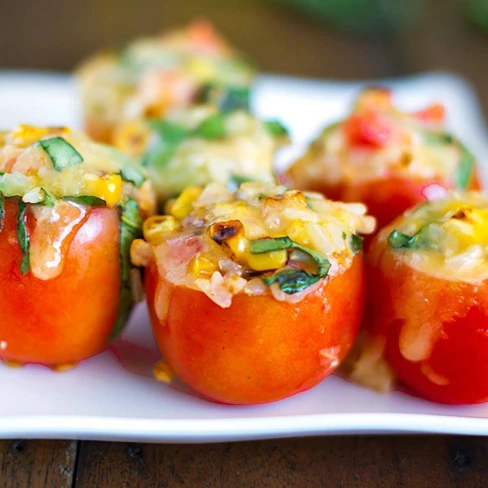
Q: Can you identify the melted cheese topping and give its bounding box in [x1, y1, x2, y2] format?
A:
[288, 88, 468, 189]
[0, 125, 153, 209]
[383, 192, 488, 284]
[132, 182, 375, 309]
[77, 21, 254, 138]
[115, 106, 286, 200]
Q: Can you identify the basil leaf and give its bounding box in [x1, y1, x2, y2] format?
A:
[38, 137, 83, 171]
[63, 196, 107, 207]
[0, 191, 4, 232]
[227, 173, 256, 191]
[350, 234, 363, 254]
[423, 131, 475, 190]
[121, 164, 146, 187]
[454, 143, 475, 190]
[264, 120, 289, 138]
[196, 84, 251, 113]
[111, 198, 143, 340]
[17, 201, 30, 275]
[194, 114, 227, 140]
[262, 269, 321, 294]
[250, 237, 331, 294]
[388, 230, 418, 249]
[147, 120, 188, 145]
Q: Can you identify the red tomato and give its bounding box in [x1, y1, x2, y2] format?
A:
[366, 232, 488, 404]
[412, 103, 446, 125]
[146, 254, 365, 405]
[311, 173, 481, 236]
[343, 111, 395, 147]
[0, 199, 121, 366]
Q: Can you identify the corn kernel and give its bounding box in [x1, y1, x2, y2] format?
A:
[188, 58, 217, 80]
[288, 222, 310, 247]
[226, 235, 248, 258]
[188, 255, 218, 277]
[247, 250, 288, 271]
[113, 120, 150, 159]
[153, 360, 174, 384]
[168, 186, 203, 220]
[10, 125, 51, 146]
[98, 173, 123, 207]
[143, 216, 180, 244]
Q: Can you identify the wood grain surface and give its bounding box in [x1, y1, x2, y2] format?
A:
[1, 0, 488, 487]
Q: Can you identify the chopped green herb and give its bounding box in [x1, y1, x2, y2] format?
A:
[17, 201, 30, 275]
[227, 174, 256, 191]
[350, 234, 363, 254]
[264, 120, 289, 138]
[63, 196, 107, 207]
[194, 114, 227, 140]
[121, 164, 146, 187]
[250, 237, 331, 294]
[147, 120, 188, 144]
[0, 191, 4, 232]
[423, 131, 475, 190]
[111, 198, 143, 340]
[196, 84, 251, 113]
[342, 231, 347, 240]
[388, 230, 418, 249]
[38, 137, 83, 171]
[40, 188, 55, 206]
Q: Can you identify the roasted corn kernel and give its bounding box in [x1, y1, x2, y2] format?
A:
[189, 255, 218, 277]
[168, 186, 203, 220]
[143, 215, 180, 244]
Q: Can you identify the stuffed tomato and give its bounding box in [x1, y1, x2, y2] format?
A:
[114, 105, 288, 205]
[363, 192, 488, 404]
[131, 182, 375, 404]
[0, 125, 155, 368]
[286, 88, 480, 231]
[77, 21, 255, 143]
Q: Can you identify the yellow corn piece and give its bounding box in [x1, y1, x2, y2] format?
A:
[287, 222, 311, 247]
[113, 119, 150, 159]
[168, 186, 203, 220]
[225, 234, 248, 258]
[98, 174, 123, 207]
[188, 255, 218, 277]
[143, 216, 180, 244]
[188, 58, 217, 80]
[10, 125, 56, 147]
[247, 250, 287, 271]
[153, 360, 174, 384]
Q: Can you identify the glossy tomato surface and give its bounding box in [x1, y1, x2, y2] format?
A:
[0, 199, 122, 366]
[315, 173, 481, 234]
[366, 234, 488, 404]
[146, 254, 365, 405]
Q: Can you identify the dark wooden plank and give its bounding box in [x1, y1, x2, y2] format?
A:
[0, 439, 77, 488]
[74, 436, 488, 488]
[0, 0, 396, 80]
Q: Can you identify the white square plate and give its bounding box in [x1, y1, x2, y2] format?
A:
[1, 71, 488, 443]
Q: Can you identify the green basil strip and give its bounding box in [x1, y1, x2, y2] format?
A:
[196, 84, 251, 113]
[17, 201, 30, 275]
[194, 114, 227, 140]
[226, 173, 256, 191]
[38, 137, 83, 171]
[143, 120, 189, 168]
[40, 188, 55, 206]
[121, 164, 146, 187]
[262, 269, 321, 295]
[350, 234, 363, 254]
[0, 191, 4, 232]
[454, 143, 475, 190]
[388, 230, 419, 249]
[110, 198, 143, 341]
[264, 120, 289, 138]
[250, 237, 331, 294]
[423, 131, 475, 190]
[62, 196, 107, 206]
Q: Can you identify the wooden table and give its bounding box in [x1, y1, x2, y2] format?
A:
[1, 1, 488, 486]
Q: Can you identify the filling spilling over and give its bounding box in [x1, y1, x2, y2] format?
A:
[385, 192, 488, 283]
[132, 182, 375, 308]
[77, 21, 255, 135]
[288, 88, 475, 189]
[114, 105, 289, 201]
[0, 125, 156, 337]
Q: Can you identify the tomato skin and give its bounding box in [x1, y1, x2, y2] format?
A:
[366, 234, 488, 404]
[146, 255, 365, 405]
[313, 172, 481, 234]
[0, 199, 122, 366]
